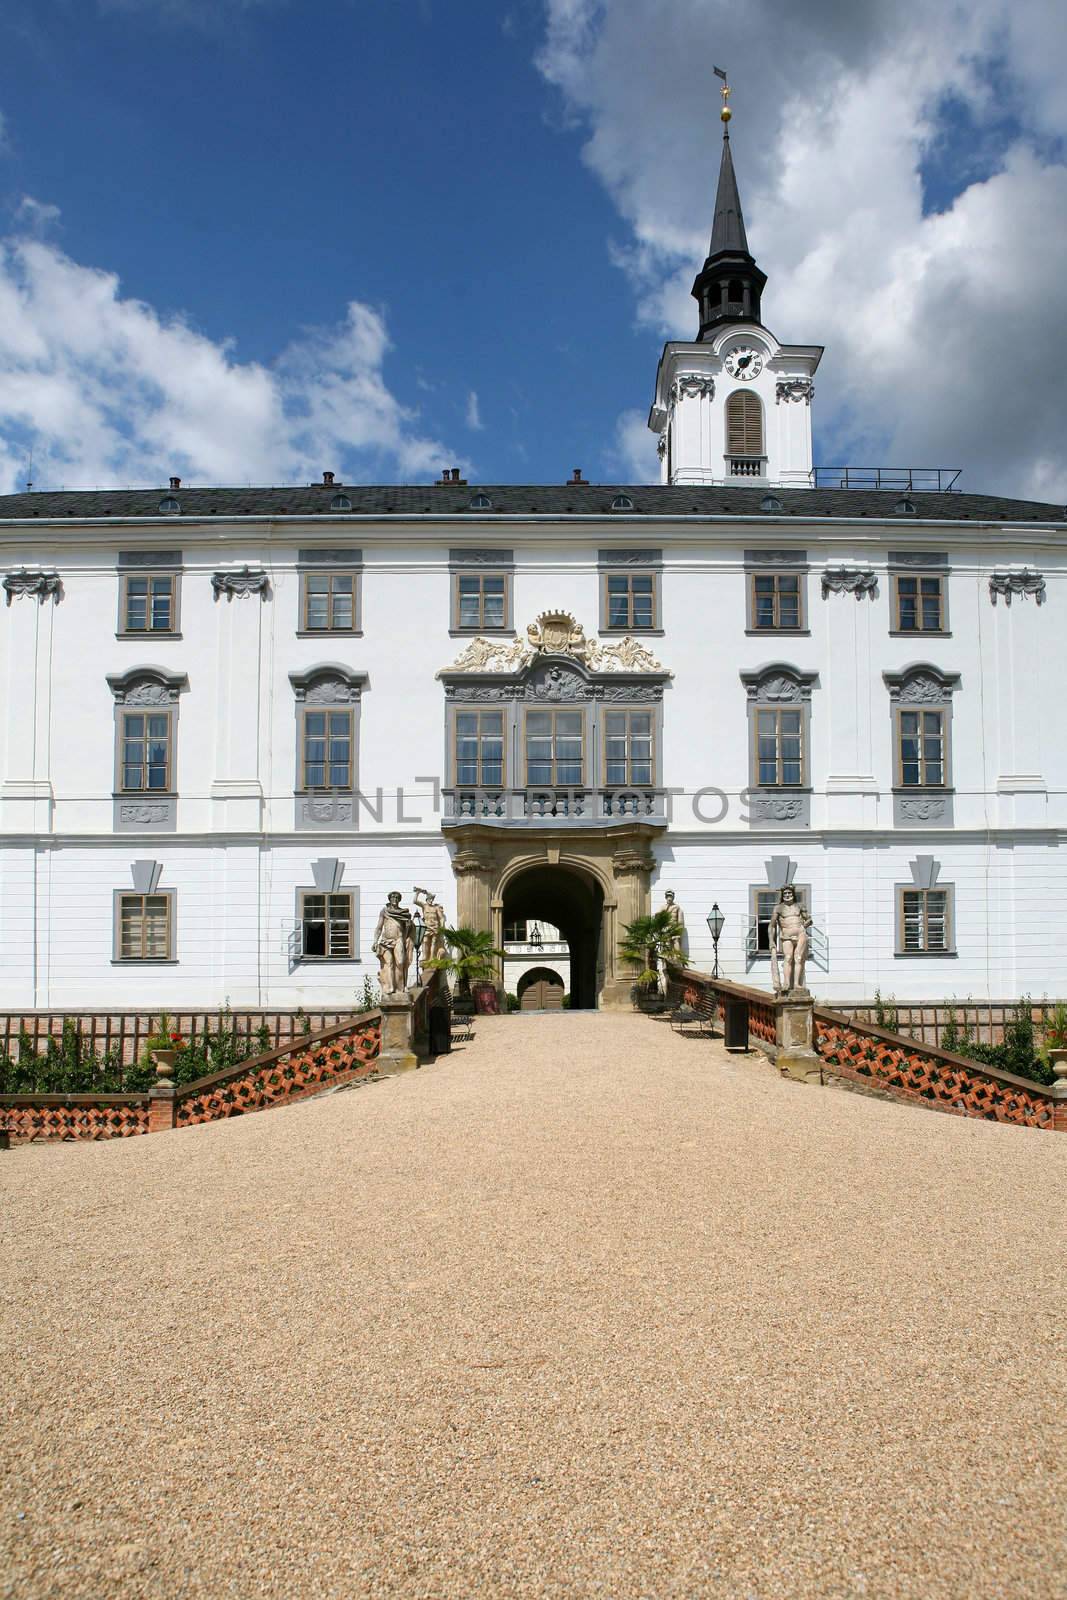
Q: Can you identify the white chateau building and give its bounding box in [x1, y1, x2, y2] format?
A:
[0, 122, 1064, 1012]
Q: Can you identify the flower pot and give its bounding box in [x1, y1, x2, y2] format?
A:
[151, 1048, 179, 1073]
[1050, 1047, 1067, 1083]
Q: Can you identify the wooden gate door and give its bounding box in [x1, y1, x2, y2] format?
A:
[520, 976, 564, 1011]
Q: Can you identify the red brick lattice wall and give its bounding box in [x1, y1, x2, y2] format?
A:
[175, 1015, 381, 1127]
[0, 1097, 150, 1146]
[813, 1011, 1057, 1131]
[1, 1014, 383, 1145]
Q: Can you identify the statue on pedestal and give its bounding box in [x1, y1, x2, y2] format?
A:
[413, 886, 447, 969]
[372, 891, 415, 995]
[769, 886, 812, 995]
[659, 890, 686, 993]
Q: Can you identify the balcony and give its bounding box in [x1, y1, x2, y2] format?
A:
[443, 787, 669, 828]
[726, 455, 767, 479]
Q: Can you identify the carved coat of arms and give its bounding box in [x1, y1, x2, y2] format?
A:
[526, 611, 591, 661]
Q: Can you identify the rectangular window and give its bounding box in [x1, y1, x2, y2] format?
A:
[121, 711, 171, 791]
[300, 892, 354, 959]
[604, 572, 656, 630]
[604, 710, 654, 785]
[900, 888, 950, 952]
[455, 573, 508, 630]
[119, 893, 172, 960]
[455, 710, 505, 787]
[898, 709, 945, 786]
[755, 708, 804, 786]
[751, 572, 801, 630]
[525, 710, 584, 787]
[122, 574, 175, 633]
[302, 571, 357, 632]
[302, 709, 353, 790]
[895, 574, 944, 633]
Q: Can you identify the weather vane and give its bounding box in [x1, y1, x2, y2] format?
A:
[713, 65, 731, 126]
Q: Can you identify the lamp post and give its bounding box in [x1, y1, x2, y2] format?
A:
[706, 903, 725, 979]
[412, 915, 425, 986]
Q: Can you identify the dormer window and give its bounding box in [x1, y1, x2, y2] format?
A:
[469, 492, 493, 510]
[894, 498, 917, 516]
[610, 494, 635, 512]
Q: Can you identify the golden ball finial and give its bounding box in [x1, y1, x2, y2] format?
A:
[720, 105, 732, 123]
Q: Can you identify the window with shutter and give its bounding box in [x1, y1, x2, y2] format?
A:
[726, 391, 763, 456]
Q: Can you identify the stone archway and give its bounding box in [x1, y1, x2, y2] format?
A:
[449, 824, 658, 1008]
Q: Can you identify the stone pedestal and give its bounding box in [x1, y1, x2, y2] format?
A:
[776, 990, 822, 1083]
[378, 995, 419, 1074]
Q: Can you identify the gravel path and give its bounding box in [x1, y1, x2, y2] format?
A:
[2, 1013, 1064, 1600]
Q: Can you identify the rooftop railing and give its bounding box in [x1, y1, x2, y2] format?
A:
[809, 467, 961, 492]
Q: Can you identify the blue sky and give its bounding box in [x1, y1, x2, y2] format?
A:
[1, 0, 1065, 498]
[1, 0, 653, 485]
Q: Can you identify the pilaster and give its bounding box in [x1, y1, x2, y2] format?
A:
[1, 575, 58, 831]
[210, 570, 268, 828]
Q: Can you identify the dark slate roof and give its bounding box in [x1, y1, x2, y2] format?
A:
[0, 484, 1062, 523]
[708, 131, 749, 258]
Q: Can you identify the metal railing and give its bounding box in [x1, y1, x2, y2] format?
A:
[809, 467, 961, 492]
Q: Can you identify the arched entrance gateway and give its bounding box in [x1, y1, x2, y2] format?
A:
[438, 609, 672, 1009]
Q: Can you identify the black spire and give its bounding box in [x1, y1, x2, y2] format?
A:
[691, 128, 766, 339]
[709, 130, 749, 256]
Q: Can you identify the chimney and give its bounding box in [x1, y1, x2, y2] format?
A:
[436, 466, 468, 486]
[169, 476, 181, 491]
[570, 467, 588, 485]
[322, 471, 335, 486]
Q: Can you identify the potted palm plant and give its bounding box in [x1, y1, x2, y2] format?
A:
[620, 910, 685, 1012]
[426, 926, 505, 1015]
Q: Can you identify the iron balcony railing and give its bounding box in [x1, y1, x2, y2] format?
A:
[809, 466, 961, 492]
[443, 787, 668, 826]
[745, 918, 829, 972]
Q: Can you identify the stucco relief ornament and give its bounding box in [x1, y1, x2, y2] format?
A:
[775, 378, 814, 405]
[445, 637, 533, 673]
[3, 569, 61, 605]
[821, 567, 877, 600]
[898, 797, 946, 821]
[656, 433, 667, 460]
[211, 567, 270, 601]
[586, 636, 670, 674]
[755, 796, 804, 820]
[527, 611, 592, 661]
[669, 374, 715, 402]
[989, 570, 1046, 606]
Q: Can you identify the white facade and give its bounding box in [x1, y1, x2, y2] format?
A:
[1, 123, 1063, 1013]
[0, 499, 1064, 1009]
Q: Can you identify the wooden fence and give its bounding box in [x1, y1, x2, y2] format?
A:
[832, 999, 1066, 1049]
[0, 1009, 355, 1069]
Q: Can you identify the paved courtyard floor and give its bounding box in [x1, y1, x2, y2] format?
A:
[2, 1012, 1064, 1599]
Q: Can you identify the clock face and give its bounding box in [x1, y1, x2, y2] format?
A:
[725, 347, 763, 380]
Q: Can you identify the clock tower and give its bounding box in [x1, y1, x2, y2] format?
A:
[648, 80, 822, 489]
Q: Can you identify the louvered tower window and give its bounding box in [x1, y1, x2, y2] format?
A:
[726, 390, 763, 457]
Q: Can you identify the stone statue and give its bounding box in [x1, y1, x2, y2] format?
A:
[413, 886, 447, 968]
[769, 885, 812, 996]
[372, 891, 415, 995]
[659, 890, 686, 993]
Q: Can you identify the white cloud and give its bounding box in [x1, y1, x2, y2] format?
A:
[465, 390, 485, 432]
[609, 408, 659, 484]
[537, 0, 1067, 502]
[13, 196, 61, 234]
[0, 213, 461, 491]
